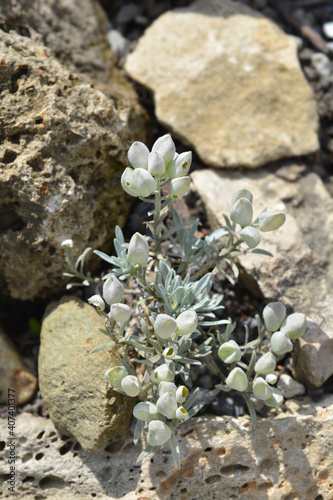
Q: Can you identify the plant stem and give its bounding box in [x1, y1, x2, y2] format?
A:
[153, 178, 162, 258]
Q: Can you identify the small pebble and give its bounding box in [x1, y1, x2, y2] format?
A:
[277, 373, 306, 399]
[311, 53, 331, 77]
[323, 21, 333, 39]
[107, 29, 129, 60]
[211, 392, 245, 417]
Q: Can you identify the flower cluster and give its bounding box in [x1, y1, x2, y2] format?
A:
[63, 134, 307, 468]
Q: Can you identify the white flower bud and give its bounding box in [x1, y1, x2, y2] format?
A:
[170, 176, 191, 199]
[152, 134, 176, 166]
[128, 232, 149, 266]
[147, 420, 171, 446]
[264, 386, 284, 407]
[104, 366, 128, 387]
[103, 275, 124, 305]
[158, 381, 177, 397]
[148, 151, 166, 176]
[271, 331, 293, 355]
[163, 345, 177, 359]
[88, 294, 105, 312]
[239, 226, 260, 248]
[218, 340, 242, 364]
[176, 310, 198, 336]
[154, 314, 177, 339]
[265, 373, 278, 385]
[121, 167, 139, 197]
[121, 375, 141, 397]
[231, 189, 253, 206]
[133, 402, 159, 422]
[253, 377, 273, 400]
[280, 313, 307, 340]
[258, 211, 286, 232]
[132, 168, 157, 197]
[110, 303, 131, 323]
[176, 385, 189, 404]
[151, 364, 175, 384]
[254, 352, 276, 375]
[61, 239, 73, 248]
[263, 302, 286, 332]
[128, 141, 149, 170]
[226, 367, 248, 392]
[175, 406, 188, 420]
[230, 198, 253, 227]
[156, 392, 178, 419]
[167, 151, 192, 178]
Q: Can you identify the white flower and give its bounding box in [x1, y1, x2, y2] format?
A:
[133, 402, 159, 422]
[121, 167, 139, 197]
[258, 211, 286, 232]
[104, 366, 128, 387]
[271, 331, 293, 355]
[88, 294, 105, 312]
[226, 367, 248, 392]
[156, 392, 178, 419]
[264, 387, 284, 407]
[230, 198, 253, 227]
[151, 364, 175, 384]
[169, 176, 191, 199]
[158, 381, 177, 397]
[163, 345, 177, 359]
[167, 151, 192, 178]
[148, 151, 166, 176]
[175, 386, 188, 404]
[127, 232, 149, 266]
[239, 226, 260, 248]
[218, 340, 242, 364]
[231, 189, 253, 206]
[121, 375, 141, 397]
[175, 406, 188, 420]
[280, 313, 307, 340]
[176, 310, 198, 336]
[152, 134, 175, 166]
[147, 420, 171, 446]
[110, 303, 131, 323]
[254, 352, 276, 375]
[132, 168, 157, 197]
[154, 314, 177, 339]
[263, 302, 286, 332]
[265, 373, 278, 385]
[103, 275, 124, 305]
[128, 141, 149, 170]
[61, 239, 73, 248]
[253, 377, 273, 400]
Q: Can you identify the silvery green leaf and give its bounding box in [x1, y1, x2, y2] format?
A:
[131, 358, 154, 366]
[115, 225, 125, 244]
[75, 247, 92, 270]
[94, 249, 114, 265]
[222, 213, 232, 228]
[186, 401, 205, 419]
[250, 248, 273, 257]
[207, 228, 229, 241]
[129, 340, 154, 354]
[63, 272, 75, 277]
[121, 359, 136, 377]
[242, 393, 256, 427]
[199, 319, 230, 326]
[174, 357, 202, 365]
[136, 445, 154, 463]
[183, 387, 199, 411]
[159, 260, 170, 281]
[66, 282, 86, 290]
[97, 328, 111, 337]
[208, 387, 221, 397]
[133, 419, 144, 445]
[90, 341, 115, 354]
[170, 433, 181, 469]
[214, 384, 231, 392]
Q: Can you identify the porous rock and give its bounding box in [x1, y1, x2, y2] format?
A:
[191, 168, 333, 387]
[0, 328, 37, 405]
[0, 396, 332, 499]
[125, 0, 319, 168]
[38, 296, 136, 452]
[0, 30, 147, 300]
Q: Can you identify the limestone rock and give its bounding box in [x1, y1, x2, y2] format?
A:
[277, 373, 306, 398]
[0, 30, 147, 300]
[38, 296, 136, 452]
[125, 0, 319, 168]
[0, 396, 332, 499]
[0, 328, 37, 405]
[191, 168, 333, 387]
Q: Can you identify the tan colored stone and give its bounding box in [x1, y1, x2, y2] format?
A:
[39, 296, 137, 452]
[125, 0, 319, 168]
[1, 396, 332, 499]
[0, 328, 37, 405]
[191, 168, 333, 386]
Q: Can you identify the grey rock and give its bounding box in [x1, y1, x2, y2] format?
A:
[125, 0, 319, 168]
[277, 373, 306, 398]
[116, 3, 143, 25]
[38, 296, 137, 452]
[0, 328, 37, 405]
[1, 396, 332, 499]
[0, 30, 147, 300]
[191, 169, 333, 387]
[311, 52, 331, 77]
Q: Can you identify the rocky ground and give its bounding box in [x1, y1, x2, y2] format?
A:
[1, 0, 333, 499]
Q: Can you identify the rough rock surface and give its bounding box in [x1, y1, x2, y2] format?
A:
[0, 30, 147, 300]
[0, 396, 332, 499]
[0, 328, 37, 405]
[38, 296, 136, 452]
[125, 0, 319, 168]
[191, 168, 333, 387]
